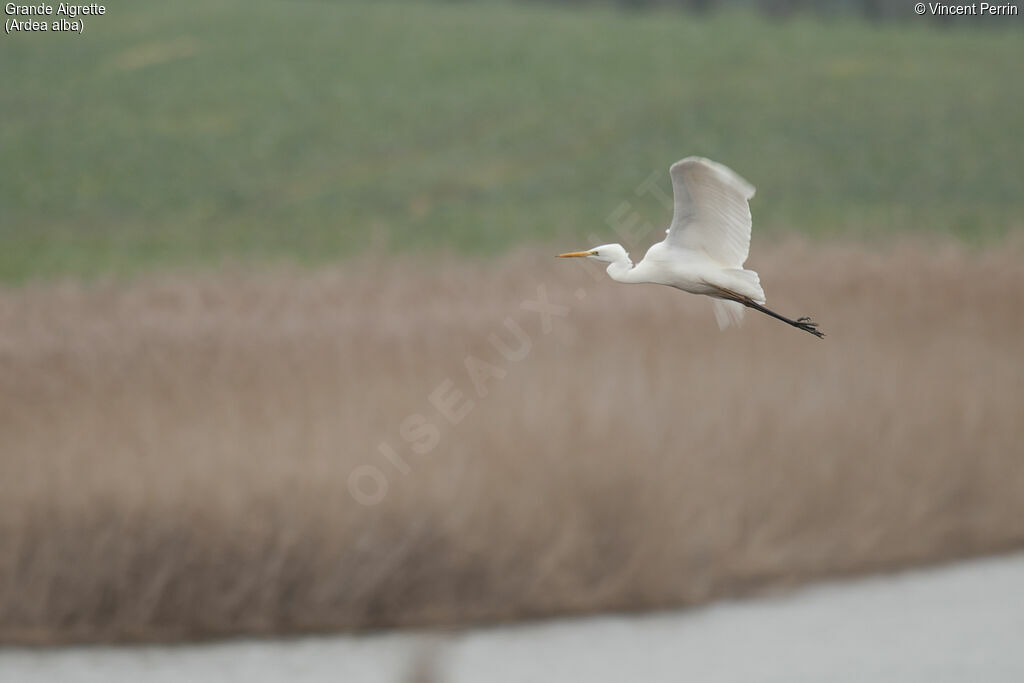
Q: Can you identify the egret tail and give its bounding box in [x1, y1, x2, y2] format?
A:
[711, 299, 745, 330]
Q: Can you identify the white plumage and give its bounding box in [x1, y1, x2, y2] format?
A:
[558, 157, 823, 338]
[666, 157, 755, 269]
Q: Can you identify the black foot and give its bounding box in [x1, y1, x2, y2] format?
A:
[794, 317, 824, 338]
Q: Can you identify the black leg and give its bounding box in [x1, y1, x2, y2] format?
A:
[707, 285, 825, 339]
[742, 299, 825, 338]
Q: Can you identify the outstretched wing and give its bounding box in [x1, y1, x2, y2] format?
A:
[664, 157, 756, 269]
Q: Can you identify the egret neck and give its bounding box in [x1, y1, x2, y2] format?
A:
[604, 249, 643, 284]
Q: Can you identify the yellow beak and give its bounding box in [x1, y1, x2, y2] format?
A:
[557, 250, 597, 258]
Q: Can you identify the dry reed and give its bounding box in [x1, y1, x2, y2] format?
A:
[1, 241, 1023, 644]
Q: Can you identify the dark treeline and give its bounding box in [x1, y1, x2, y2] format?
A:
[532, 0, 1022, 23]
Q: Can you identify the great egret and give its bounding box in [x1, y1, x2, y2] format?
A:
[558, 157, 824, 338]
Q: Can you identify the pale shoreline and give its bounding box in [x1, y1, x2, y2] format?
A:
[3, 552, 1023, 683]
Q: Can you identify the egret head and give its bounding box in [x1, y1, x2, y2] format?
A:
[557, 243, 629, 264]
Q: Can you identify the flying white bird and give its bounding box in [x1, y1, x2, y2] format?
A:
[558, 157, 824, 338]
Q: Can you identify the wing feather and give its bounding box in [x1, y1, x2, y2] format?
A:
[664, 157, 756, 269]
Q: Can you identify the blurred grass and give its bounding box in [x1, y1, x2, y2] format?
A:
[2, 0, 1022, 282]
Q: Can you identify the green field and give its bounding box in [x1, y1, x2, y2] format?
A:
[2, 1, 1022, 282]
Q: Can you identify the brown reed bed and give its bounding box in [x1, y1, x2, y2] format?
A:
[1, 240, 1022, 644]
